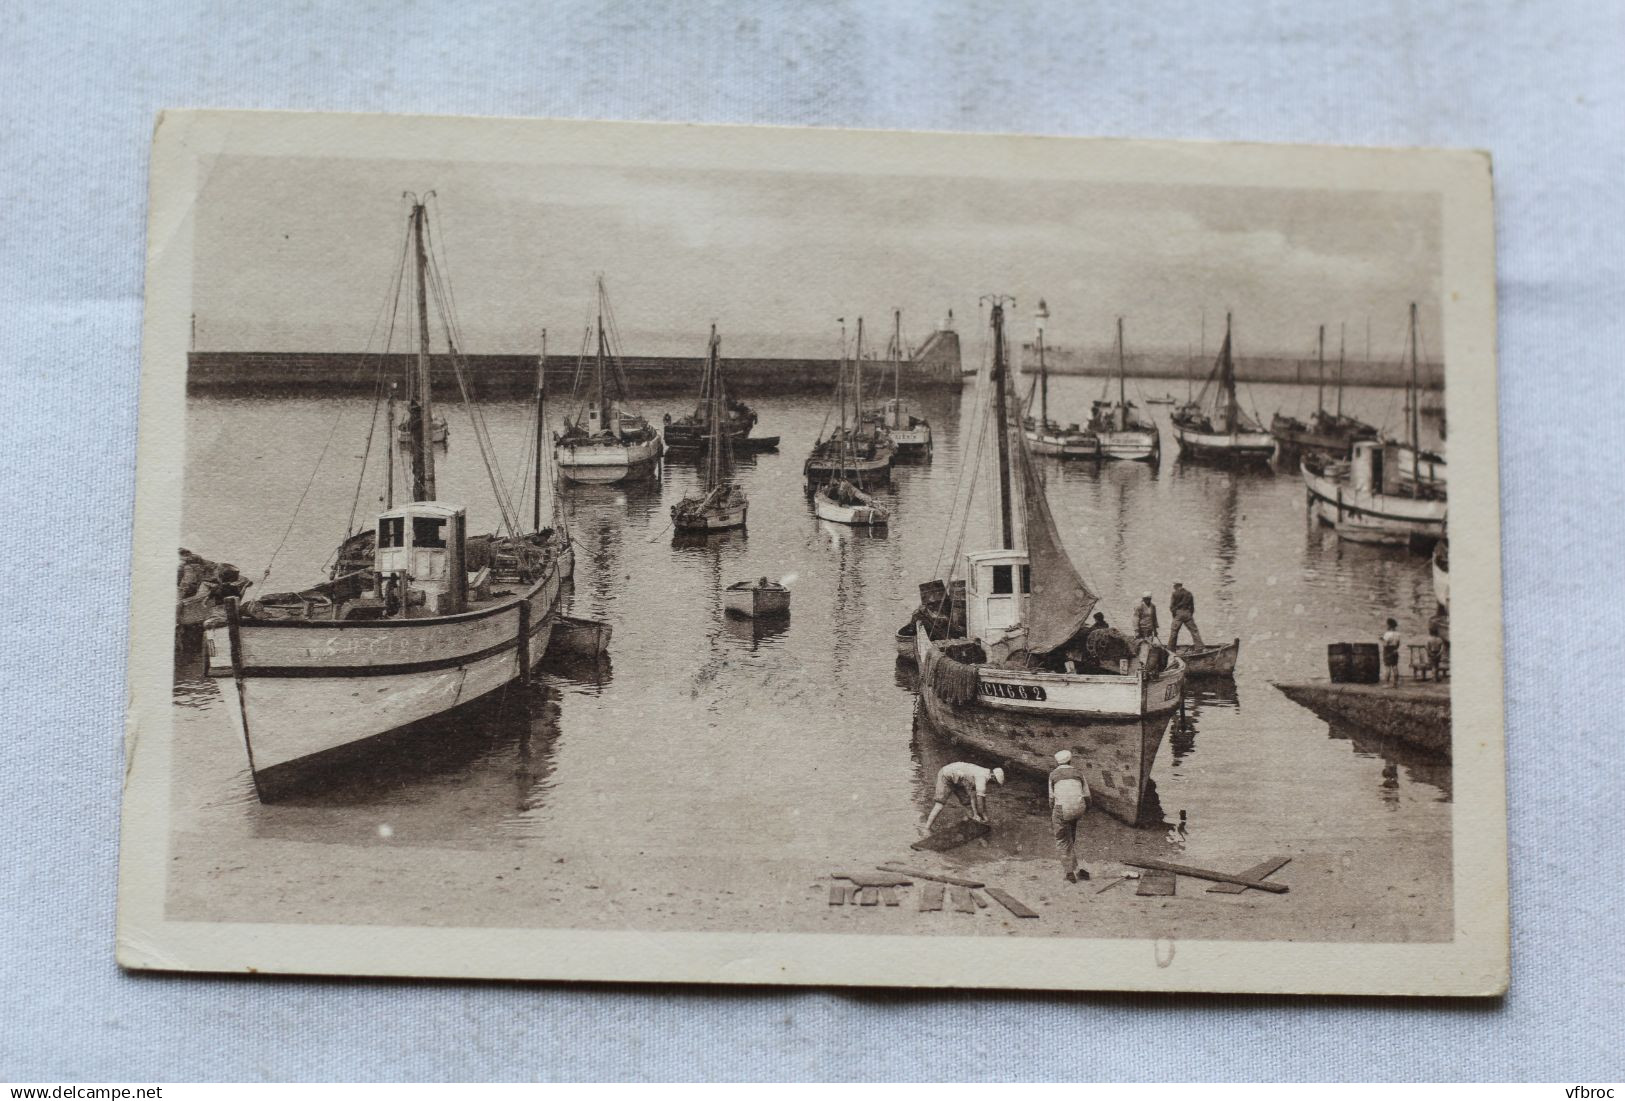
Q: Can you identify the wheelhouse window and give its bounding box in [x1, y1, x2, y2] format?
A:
[378, 516, 405, 548]
[1021, 565, 1032, 593]
[991, 564, 1014, 595]
[412, 517, 448, 548]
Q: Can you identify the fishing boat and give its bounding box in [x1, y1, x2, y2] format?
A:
[911, 299, 1185, 823]
[1301, 304, 1447, 548]
[805, 317, 894, 487]
[1172, 638, 1241, 678]
[555, 278, 663, 484]
[1146, 394, 1176, 406]
[814, 479, 889, 526]
[1022, 299, 1099, 459]
[177, 549, 245, 627]
[205, 198, 569, 799]
[662, 329, 758, 452]
[863, 310, 932, 457]
[1171, 314, 1276, 463]
[725, 577, 791, 618]
[1270, 324, 1378, 457]
[1087, 317, 1160, 461]
[396, 411, 448, 445]
[670, 327, 748, 532]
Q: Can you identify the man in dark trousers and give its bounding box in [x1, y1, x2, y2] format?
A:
[1049, 750, 1091, 882]
[1167, 581, 1204, 647]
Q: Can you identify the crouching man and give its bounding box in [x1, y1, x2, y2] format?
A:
[922, 761, 1005, 833]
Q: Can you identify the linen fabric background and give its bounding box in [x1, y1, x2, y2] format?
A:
[1, 0, 1620, 1082]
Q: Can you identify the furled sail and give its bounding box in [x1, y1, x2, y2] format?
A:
[1013, 426, 1097, 655]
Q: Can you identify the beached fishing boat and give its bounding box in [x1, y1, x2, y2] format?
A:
[725, 577, 791, 618]
[1270, 324, 1378, 457]
[671, 327, 749, 533]
[1171, 314, 1276, 463]
[804, 318, 894, 487]
[911, 298, 1185, 814]
[206, 198, 569, 798]
[555, 278, 663, 484]
[1301, 305, 1447, 548]
[1023, 300, 1099, 460]
[863, 310, 932, 458]
[1088, 317, 1160, 461]
[1173, 638, 1241, 677]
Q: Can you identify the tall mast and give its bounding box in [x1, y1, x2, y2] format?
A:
[410, 202, 436, 502]
[1221, 313, 1235, 434]
[706, 325, 724, 490]
[595, 283, 609, 435]
[1116, 316, 1127, 430]
[991, 301, 1014, 551]
[1408, 301, 1420, 450]
[1317, 324, 1326, 416]
[837, 319, 847, 434]
[1035, 299, 1049, 426]
[385, 385, 395, 509]
[893, 308, 902, 413]
[853, 317, 864, 431]
[1337, 323, 1346, 418]
[533, 329, 546, 532]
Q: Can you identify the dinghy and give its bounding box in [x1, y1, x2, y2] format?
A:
[725, 577, 791, 619]
[814, 479, 889, 527]
[1172, 638, 1240, 677]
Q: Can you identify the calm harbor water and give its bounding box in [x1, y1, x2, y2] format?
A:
[172, 371, 1450, 935]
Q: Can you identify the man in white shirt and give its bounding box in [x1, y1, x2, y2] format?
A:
[922, 761, 1005, 832]
[1049, 749, 1092, 882]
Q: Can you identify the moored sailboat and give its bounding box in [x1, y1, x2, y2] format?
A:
[554, 278, 664, 484]
[205, 198, 568, 799]
[662, 328, 758, 452]
[1270, 324, 1378, 457]
[804, 317, 895, 487]
[910, 298, 1184, 824]
[1088, 317, 1159, 461]
[1300, 304, 1446, 547]
[1022, 299, 1099, 460]
[864, 310, 933, 458]
[1171, 314, 1276, 463]
[670, 326, 748, 532]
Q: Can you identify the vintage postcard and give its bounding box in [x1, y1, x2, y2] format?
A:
[119, 110, 1506, 994]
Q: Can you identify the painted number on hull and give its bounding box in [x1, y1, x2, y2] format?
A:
[980, 682, 1047, 702]
[1164, 684, 1178, 701]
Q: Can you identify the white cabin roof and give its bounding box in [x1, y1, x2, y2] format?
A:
[965, 548, 1028, 567]
[378, 501, 464, 520]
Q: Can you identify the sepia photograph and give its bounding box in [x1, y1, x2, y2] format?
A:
[119, 110, 1505, 994]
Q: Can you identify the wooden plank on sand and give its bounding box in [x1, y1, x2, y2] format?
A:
[858, 887, 879, 906]
[877, 864, 985, 889]
[831, 872, 914, 888]
[828, 881, 854, 906]
[880, 886, 901, 907]
[949, 885, 976, 913]
[911, 819, 991, 852]
[1207, 856, 1291, 894]
[919, 882, 945, 911]
[971, 889, 989, 909]
[983, 887, 1040, 919]
[1124, 858, 1289, 893]
[1136, 871, 1176, 896]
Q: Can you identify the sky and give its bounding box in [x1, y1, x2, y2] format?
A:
[192, 152, 1443, 362]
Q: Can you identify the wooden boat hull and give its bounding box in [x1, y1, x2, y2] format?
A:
[1398, 445, 1447, 487]
[1095, 428, 1160, 462]
[662, 419, 752, 451]
[814, 491, 888, 526]
[917, 632, 1184, 720]
[1025, 428, 1099, 460]
[888, 425, 933, 453]
[895, 620, 919, 660]
[672, 503, 747, 531]
[804, 452, 893, 485]
[177, 589, 214, 627]
[556, 435, 663, 484]
[915, 649, 1173, 825]
[206, 572, 561, 792]
[1173, 638, 1240, 677]
[1172, 423, 1276, 462]
[547, 614, 611, 658]
[724, 585, 790, 618]
[1302, 461, 1446, 543]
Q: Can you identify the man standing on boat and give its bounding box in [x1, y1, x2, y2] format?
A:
[922, 762, 1005, 832]
[1132, 592, 1159, 640]
[1050, 750, 1092, 883]
[1167, 582, 1204, 647]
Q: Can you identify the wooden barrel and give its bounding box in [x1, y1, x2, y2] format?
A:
[1350, 642, 1382, 683]
[1327, 642, 1353, 683]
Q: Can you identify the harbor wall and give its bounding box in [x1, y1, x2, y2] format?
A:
[188, 328, 963, 397]
[1016, 344, 1445, 390]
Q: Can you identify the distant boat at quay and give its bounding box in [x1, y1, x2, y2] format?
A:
[1171, 314, 1276, 464]
[662, 325, 759, 453]
[804, 317, 895, 488]
[864, 310, 933, 458]
[670, 326, 748, 533]
[1269, 323, 1378, 458]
